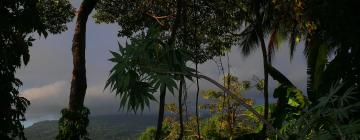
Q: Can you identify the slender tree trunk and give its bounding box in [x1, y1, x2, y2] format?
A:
[154, 0, 184, 139]
[184, 82, 189, 122]
[226, 53, 233, 136]
[194, 3, 201, 139]
[155, 85, 167, 140]
[195, 63, 201, 140]
[257, 29, 269, 137]
[178, 78, 184, 140]
[252, 0, 269, 137]
[69, 0, 98, 112]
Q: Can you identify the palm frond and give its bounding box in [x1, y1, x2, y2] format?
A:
[239, 25, 259, 56]
[304, 35, 329, 102]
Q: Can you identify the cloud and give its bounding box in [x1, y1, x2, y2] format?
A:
[21, 81, 124, 126]
[84, 85, 122, 115]
[21, 81, 68, 126]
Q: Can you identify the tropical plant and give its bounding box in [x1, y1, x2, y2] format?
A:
[301, 0, 360, 126]
[233, 0, 306, 135]
[286, 81, 360, 140]
[303, 0, 360, 105]
[106, 27, 181, 112]
[105, 25, 193, 139]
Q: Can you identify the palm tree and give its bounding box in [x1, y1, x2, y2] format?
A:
[236, 0, 274, 135]
[236, 0, 304, 136]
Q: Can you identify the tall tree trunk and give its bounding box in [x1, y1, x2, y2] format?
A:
[194, 3, 201, 139]
[154, 0, 184, 139]
[178, 78, 184, 140]
[155, 85, 167, 140]
[57, 1, 98, 139]
[195, 63, 201, 140]
[69, 0, 97, 112]
[258, 29, 269, 137]
[252, 0, 269, 137]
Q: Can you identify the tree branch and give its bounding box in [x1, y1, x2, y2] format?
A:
[145, 12, 175, 27]
[152, 69, 286, 140]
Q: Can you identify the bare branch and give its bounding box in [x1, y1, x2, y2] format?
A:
[146, 12, 175, 27]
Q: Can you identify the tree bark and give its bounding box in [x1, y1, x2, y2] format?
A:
[178, 78, 184, 140]
[195, 63, 201, 140]
[257, 28, 269, 137]
[155, 85, 167, 140]
[69, 0, 98, 111]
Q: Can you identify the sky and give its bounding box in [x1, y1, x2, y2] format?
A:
[17, 1, 307, 127]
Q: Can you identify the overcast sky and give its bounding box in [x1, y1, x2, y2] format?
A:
[17, 1, 307, 127]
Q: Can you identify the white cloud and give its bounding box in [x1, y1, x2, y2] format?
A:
[22, 81, 68, 120]
[21, 81, 127, 126]
[22, 81, 68, 105]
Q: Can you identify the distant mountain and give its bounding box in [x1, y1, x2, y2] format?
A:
[25, 114, 157, 140]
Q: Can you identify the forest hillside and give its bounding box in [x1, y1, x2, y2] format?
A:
[25, 115, 156, 140]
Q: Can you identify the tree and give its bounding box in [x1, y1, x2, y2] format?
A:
[138, 75, 286, 140]
[56, 0, 99, 139]
[235, 0, 275, 135]
[96, 1, 242, 139]
[234, 0, 305, 136]
[106, 26, 284, 139]
[101, 0, 360, 139]
[201, 75, 254, 138]
[0, 0, 74, 139]
[177, 77, 185, 140]
[104, 26, 185, 139]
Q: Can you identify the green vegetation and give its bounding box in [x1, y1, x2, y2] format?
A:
[137, 75, 263, 140]
[1, 0, 360, 139]
[25, 115, 157, 140]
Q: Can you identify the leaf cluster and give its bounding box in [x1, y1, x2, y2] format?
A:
[56, 107, 91, 140]
[106, 26, 194, 113]
[286, 82, 360, 140]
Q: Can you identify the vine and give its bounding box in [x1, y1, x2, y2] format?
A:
[56, 107, 90, 140]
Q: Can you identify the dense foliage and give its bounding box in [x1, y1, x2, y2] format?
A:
[106, 26, 192, 112]
[0, 0, 74, 139]
[57, 107, 90, 140]
[103, 0, 360, 139]
[1, 0, 360, 139]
